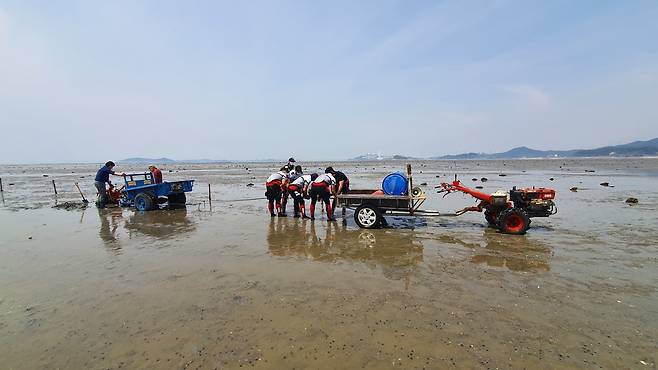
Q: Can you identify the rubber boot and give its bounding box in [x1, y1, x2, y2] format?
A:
[300, 204, 310, 219]
[326, 202, 336, 221]
[276, 202, 286, 217]
[281, 195, 288, 215]
[268, 202, 275, 217]
[309, 203, 315, 220]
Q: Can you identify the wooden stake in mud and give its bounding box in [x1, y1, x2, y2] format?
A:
[0, 177, 3, 192]
[208, 183, 212, 208]
[52, 179, 58, 195]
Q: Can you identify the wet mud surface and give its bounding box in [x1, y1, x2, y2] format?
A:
[1, 159, 657, 369]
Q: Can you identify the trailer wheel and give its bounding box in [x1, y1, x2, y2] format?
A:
[134, 193, 156, 211]
[354, 205, 382, 229]
[168, 193, 186, 206]
[497, 208, 530, 235]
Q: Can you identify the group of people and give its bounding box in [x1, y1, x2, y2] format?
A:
[94, 161, 163, 208]
[265, 158, 349, 221]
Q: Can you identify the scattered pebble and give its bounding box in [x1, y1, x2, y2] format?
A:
[246, 183, 255, 187]
[480, 177, 488, 182]
[471, 178, 477, 182]
[420, 182, 428, 186]
[600, 182, 610, 187]
[499, 174, 507, 177]
[42, 174, 49, 177]
[475, 186, 484, 189]
[570, 187, 578, 192]
[625, 197, 639, 204]
[549, 178, 555, 181]
[28, 236, 32, 240]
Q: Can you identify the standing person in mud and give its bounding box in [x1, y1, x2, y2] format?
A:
[280, 165, 303, 217]
[284, 157, 296, 172]
[309, 168, 336, 221]
[289, 172, 318, 218]
[326, 167, 350, 217]
[265, 167, 289, 217]
[94, 161, 124, 209]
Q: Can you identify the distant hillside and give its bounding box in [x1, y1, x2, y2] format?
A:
[434, 137, 658, 159]
[351, 154, 415, 161]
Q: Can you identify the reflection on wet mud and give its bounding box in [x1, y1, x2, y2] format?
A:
[97, 208, 197, 251]
[267, 218, 423, 281]
[98, 208, 124, 252]
[124, 208, 196, 239]
[436, 230, 552, 272]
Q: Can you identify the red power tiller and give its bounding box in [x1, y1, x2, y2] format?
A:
[436, 178, 557, 235]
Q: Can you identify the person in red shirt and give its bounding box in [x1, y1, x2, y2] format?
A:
[148, 165, 163, 184]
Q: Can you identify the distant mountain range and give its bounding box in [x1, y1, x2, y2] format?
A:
[434, 137, 658, 159]
[123, 137, 658, 164]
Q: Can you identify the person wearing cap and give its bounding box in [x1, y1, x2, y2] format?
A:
[148, 165, 163, 184]
[309, 168, 337, 221]
[265, 166, 290, 217]
[94, 161, 124, 209]
[284, 157, 296, 172]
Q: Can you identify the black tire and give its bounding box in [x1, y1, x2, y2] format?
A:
[497, 208, 530, 235]
[354, 205, 382, 229]
[134, 193, 156, 211]
[380, 216, 389, 228]
[168, 193, 187, 206]
[484, 210, 498, 227]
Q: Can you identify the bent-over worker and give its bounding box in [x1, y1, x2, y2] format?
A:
[289, 173, 318, 219]
[265, 167, 289, 217]
[326, 166, 349, 217]
[309, 169, 336, 221]
[94, 161, 124, 209]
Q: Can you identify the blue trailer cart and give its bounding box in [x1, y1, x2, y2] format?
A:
[119, 173, 194, 211]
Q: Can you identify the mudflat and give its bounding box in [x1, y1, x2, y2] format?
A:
[0, 158, 657, 369]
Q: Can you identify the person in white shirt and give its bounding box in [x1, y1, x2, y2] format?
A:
[309, 169, 336, 221]
[265, 167, 289, 217]
[281, 165, 303, 216]
[289, 173, 318, 218]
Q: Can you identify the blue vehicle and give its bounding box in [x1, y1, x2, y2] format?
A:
[118, 173, 194, 211]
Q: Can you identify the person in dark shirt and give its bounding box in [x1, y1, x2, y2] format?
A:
[284, 157, 296, 172]
[94, 161, 124, 208]
[325, 166, 349, 217]
[148, 165, 163, 184]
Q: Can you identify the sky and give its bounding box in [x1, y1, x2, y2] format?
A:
[1, 0, 657, 163]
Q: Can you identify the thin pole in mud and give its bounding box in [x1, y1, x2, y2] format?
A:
[0, 177, 3, 192]
[208, 183, 212, 208]
[52, 180, 58, 195]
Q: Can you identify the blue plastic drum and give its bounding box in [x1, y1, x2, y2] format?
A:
[382, 172, 408, 196]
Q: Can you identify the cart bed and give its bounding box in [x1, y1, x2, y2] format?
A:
[337, 190, 411, 210]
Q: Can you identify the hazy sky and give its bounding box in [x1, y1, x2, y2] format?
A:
[1, 0, 657, 163]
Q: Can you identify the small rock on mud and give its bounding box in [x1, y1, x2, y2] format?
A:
[600, 182, 610, 187]
[625, 197, 639, 204]
[570, 187, 578, 192]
